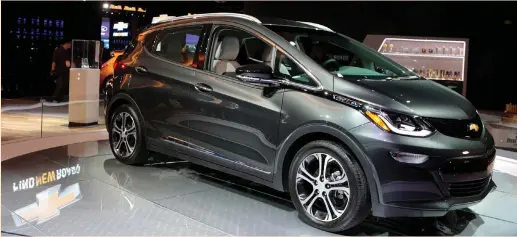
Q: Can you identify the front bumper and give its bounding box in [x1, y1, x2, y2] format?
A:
[372, 179, 496, 217]
[350, 122, 497, 217]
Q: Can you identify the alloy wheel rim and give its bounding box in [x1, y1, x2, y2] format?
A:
[295, 152, 350, 222]
[111, 112, 137, 158]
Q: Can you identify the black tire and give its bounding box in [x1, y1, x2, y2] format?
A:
[288, 140, 371, 232]
[108, 104, 148, 166]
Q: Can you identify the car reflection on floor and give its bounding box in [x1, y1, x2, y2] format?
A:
[104, 153, 484, 236]
[2, 141, 515, 236]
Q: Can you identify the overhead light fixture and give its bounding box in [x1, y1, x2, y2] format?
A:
[103, 3, 109, 9]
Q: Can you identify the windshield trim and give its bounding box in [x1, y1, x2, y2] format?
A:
[275, 45, 325, 91]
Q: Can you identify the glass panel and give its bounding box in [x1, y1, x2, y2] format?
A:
[71, 39, 101, 69]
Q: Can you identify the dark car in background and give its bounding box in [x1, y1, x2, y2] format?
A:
[104, 13, 496, 232]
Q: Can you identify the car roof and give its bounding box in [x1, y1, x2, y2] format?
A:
[146, 13, 334, 33]
[255, 16, 334, 32]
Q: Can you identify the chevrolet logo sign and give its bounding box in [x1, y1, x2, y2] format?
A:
[113, 22, 128, 31]
[11, 183, 81, 227]
[468, 123, 480, 132]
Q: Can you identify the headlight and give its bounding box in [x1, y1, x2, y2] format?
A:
[329, 93, 434, 137]
[363, 106, 434, 137]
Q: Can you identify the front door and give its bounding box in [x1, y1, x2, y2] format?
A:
[185, 24, 284, 181]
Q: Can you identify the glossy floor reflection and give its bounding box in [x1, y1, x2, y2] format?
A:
[2, 140, 517, 236]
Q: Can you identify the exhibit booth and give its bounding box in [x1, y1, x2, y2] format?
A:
[100, 3, 147, 50]
[363, 35, 469, 96]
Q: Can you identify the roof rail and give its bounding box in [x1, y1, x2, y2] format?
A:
[297, 21, 334, 32]
[152, 13, 262, 25]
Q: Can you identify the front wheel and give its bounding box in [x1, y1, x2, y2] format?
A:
[288, 140, 371, 232]
[109, 104, 148, 165]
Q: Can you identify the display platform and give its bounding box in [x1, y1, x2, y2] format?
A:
[2, 140, 517, 236]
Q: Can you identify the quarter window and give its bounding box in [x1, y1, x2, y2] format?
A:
[150, 26, 203, 66]
[274, 50, 317, 87]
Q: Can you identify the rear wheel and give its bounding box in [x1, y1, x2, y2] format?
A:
[288, 140, 370, 232]
[109, 104, 148, 165]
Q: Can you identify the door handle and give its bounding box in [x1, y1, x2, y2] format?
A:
[194, 83, 213, 93]
[135, 66, 148, 74]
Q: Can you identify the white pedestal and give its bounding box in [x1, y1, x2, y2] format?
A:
[69, 68, 100, 127]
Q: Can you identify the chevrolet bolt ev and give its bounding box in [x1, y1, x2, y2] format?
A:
[106, 13, 496, 232]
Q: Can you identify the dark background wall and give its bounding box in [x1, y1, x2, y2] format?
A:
[1, 1, 516, 110]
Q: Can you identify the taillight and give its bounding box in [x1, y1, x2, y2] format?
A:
[113, 61, 127, 72]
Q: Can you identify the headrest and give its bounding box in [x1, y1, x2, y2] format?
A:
[215, 36, 240, 61]
[262, 46, 273, 62]
[166, 35, 183, 53]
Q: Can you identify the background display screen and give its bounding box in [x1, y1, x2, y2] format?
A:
[185, 34, 199, 53]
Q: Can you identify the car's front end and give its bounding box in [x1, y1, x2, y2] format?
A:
[264, 22, 497, 218]
[348, 108, 496, 217]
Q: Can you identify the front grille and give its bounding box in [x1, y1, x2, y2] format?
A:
[448, 177, 490, 197]
[425, 115, 483, 139]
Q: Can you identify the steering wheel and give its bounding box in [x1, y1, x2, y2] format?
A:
[323, 58, 340, 72]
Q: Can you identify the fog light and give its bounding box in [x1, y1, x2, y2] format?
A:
[390, 151, 429, 164]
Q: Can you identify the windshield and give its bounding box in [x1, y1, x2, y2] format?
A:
[266, 25, 419, 80]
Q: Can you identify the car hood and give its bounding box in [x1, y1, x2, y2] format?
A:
[333, 78, 477, 120]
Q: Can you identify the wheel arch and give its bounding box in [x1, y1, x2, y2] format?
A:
[106, 92, 148, 139]
[272, 123, 381, 203]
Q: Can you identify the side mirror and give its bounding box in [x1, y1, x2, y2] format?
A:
[236, 64, 281, 86]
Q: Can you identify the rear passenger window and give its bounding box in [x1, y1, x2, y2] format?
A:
[150, 26, 203, 66]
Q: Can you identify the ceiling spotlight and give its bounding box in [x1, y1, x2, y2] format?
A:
[103, 3, 109, 9]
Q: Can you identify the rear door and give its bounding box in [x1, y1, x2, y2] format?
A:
[125, 24, 209, 153]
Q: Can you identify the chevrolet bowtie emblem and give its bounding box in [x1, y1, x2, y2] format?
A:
[11, 183, 82, 227]
[113, 22, 128, 31]
[468, 123, 480, 132]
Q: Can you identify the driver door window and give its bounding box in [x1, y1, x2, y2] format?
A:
[208, 27, 273, 78]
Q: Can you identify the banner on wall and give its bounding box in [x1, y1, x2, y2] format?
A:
[100, 17, 110, 49]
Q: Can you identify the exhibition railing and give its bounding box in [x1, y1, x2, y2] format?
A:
[1, 95, 106, 144]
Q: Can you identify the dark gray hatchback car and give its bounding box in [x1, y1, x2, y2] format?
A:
[105, 13, 496, 232]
